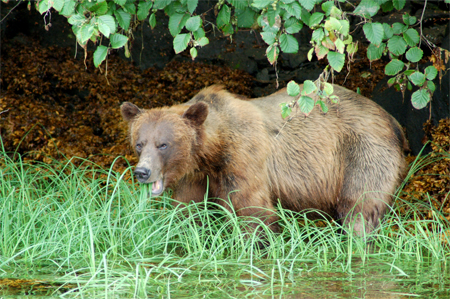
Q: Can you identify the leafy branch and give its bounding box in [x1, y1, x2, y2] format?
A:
[15, 0, 450, 113]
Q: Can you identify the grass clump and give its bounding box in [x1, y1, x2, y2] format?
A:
[1, 143, 449, 298]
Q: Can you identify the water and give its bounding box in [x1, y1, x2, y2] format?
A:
[1, 259, 449, 298]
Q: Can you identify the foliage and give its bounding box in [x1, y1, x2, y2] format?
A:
[21, 0, 449, 113]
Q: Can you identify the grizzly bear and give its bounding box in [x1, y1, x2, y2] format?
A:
[121, 84, 407, 237]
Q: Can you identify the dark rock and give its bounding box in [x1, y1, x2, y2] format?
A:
[256, 68, 270, 81]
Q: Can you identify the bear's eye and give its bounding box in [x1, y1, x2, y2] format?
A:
[157, 143, 168, 150]
[136, 143, 142, 151]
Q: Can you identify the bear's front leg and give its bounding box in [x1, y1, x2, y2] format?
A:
[213, 175, 280, 245]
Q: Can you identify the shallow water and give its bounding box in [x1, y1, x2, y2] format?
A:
[1, 259, 448, 298]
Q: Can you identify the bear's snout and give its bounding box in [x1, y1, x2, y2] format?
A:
[134, 167, 151, 182]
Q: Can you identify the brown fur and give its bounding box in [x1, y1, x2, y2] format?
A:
[121, 84, 407, 236]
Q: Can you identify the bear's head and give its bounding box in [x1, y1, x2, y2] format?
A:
[121, 101, 208, 195]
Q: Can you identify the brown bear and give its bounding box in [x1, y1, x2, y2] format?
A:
[121, 84, 408, 236]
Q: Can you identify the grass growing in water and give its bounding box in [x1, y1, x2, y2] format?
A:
[0, 144, 449, 298]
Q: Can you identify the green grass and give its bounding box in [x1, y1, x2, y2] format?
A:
[0, 143, 449, 298]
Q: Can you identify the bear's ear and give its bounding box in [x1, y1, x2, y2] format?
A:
[182, 102, 208, 126]
[121, 102, 142, 122]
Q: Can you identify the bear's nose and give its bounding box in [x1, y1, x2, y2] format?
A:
[134, 167, 151, 182]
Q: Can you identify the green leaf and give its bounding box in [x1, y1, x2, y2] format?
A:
[114, 0, 127, 6]
[261, 32, 277, 45]
[217, 5, 231, 28]
[98, 19, 111, 38]
[300, 9, 311, 26]
[287, 80, 300, 97]
[384, 59, 404, 76]
[137, 1, 153, 21]
[185, 16, 201, 32]
[323, 82, 333, 96]
[334, 38, 345, 54]
[285, 18, 303, 34]
[324, 17, 342, 32]
[330, 95, 339, 103]
[266, 44, 279, 65]
[408, 71, 426, 87]
[93, 45, 108, 67]
[307, 47, 314, 61]
[317, 100, 329, 113]
[403, 28, 420, 47]
[153, 0, 171, 9]
[236, 7, 256, 28]
[98, 15, 116, 34]
[197, 37, 209, 47]
[393, 0, 405, 10]
[392, 22, 407, 34]
[79, 23, 95, 44]
[187, 0, 198, 14]
[338, 19, 349, 35]
[309, 12, 324, 28]
[298, 0, 315, 11]
[363, 22, 384, 45]
[280, 34, 299, 54]
[193, 28, 205, 40]
[110, 33, 128, 49]
[53, 0, 65, 12]
[388, 77, 396, 86]
[123, 3, 136, 14]
[382, 23, 393, 39]
[169, 13, 188, 37]
[280, 103, 292, 119]
[387, 35, 407, 56]
[312, 28, 324, 43]
[321, 1, 335, 15]
[165, 2, 184, 15]
[268, 9, 279, 27]
[298, 95, 315, 115]
[330, 6, 342, 18]
[381, 1, 393, 12]
[327, 51, 345, 72]
[425, 66, 438, 80]
[60, 0, 76, 16]
[284, 2, 301, 19]
[367, 42, 385, 61]
[228, 0, 247, 10]
[315, 44, 329, 60]
[302, 80, 317, 95]
[222, 23, 234, 36]
[347, 41, 358, 54]
[354, 0, 380, 17]
[405, 47, 423, 63]
[115, 9, 131, 31]
[149, 13, 156, 29]
[68, 14, 86, 26]
[252, 0, 272, 9]
[402, 13, 416, 26]
[190, 47, 197, 60]
[91, 2, 108, 14]
[411, 89, 430, 109]
[427, 80, 436, 93]
[173, 33, 191, 53]
[38, 0, 52, 14]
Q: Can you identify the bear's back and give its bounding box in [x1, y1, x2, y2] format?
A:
[248, 85, 406, 213]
